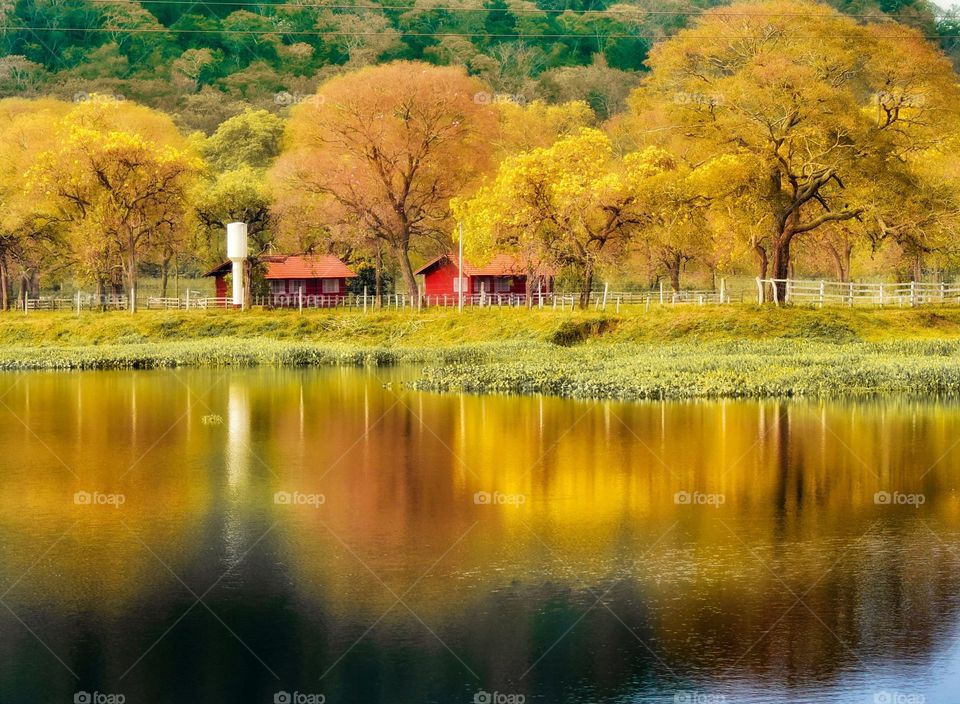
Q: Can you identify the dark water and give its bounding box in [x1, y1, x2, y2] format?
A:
[1, 368, 959, 704]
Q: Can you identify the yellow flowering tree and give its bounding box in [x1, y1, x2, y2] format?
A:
[455, 128, 646, 308]
[29, 99, 202, 311]
[0, 99, 70, 309]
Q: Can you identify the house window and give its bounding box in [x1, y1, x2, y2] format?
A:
[321, 278, 339, 294]
[495, 277, 512, 293]
[271, 280, 286, 295]
[452, 276, 468, 294]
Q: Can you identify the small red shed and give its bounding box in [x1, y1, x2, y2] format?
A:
[415, 253, 553, 302]
[204, 254, 357, 306]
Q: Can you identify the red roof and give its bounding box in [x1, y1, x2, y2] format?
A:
[204, 254, 357, 280]
[415, 253, 554, 277]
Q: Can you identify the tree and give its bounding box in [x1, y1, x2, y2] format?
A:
[0, 98, 70, 309]
[454, 129, 647, 308]
[270, 62, 498, 301]
[494, 99, 595, 155]
[29, 99, 201, 311]
[202, 108, 285, 171]
[0, 55, 49, 96]
[632, 0, 960, 299]
[194, 166, 273, 307]
[536, 55, 641, 120]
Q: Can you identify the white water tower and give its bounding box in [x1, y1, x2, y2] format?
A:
[226, 222, 248, 307]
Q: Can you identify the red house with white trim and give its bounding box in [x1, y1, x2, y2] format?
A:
[204, 254, 357, 305]
[415, 253, 554, 301]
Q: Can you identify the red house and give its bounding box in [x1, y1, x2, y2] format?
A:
[204, 254, 357, 306]
[415, 253, 554, 302]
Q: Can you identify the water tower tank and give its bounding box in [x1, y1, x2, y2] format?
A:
[226, 222, 248, 306]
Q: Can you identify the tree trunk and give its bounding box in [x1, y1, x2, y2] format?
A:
[394, 245, 419, 305]
[754, 243, 769, 281]
[770, 234, 792, 304]
[664, 252, 682, 293]
[579, 265, 593, 309]
[124, 238, 138, 313]
[17, 273, 26, 311]
[0, 255, 9, 311]
[160, 254, 171, 298]
[244, 258, 253, 309]
[525, 271, 534, 309]
[374, 246, 383, 309]
[95, 279, 105, 311]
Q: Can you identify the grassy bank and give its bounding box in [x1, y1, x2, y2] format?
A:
[4, 307, 960, 399]
[4, 305, 960, 346]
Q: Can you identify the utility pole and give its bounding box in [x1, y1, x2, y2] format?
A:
[458, 222, 464, 313]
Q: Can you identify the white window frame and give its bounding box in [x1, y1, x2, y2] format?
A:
[494, 277, 512, 293]
[452, 276, 468, 294]
[321, 278, 339, 294]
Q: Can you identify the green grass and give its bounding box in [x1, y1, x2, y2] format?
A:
[3, 305, 960, 346]
[4, 306, 960, 400]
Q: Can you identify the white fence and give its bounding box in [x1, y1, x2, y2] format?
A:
[757, 279, 960, 306]
[17, 279, 960, 312]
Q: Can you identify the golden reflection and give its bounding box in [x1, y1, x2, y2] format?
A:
[1, 368, 959, 676]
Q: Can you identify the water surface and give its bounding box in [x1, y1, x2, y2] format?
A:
[1, 368, 959, 703]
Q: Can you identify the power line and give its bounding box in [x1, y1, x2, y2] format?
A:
[5, 25, 959, 40]
[62, 0, 960, 20]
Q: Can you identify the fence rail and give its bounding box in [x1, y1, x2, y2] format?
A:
[16, 279, 960, 312]
[757, 278, 960, 306]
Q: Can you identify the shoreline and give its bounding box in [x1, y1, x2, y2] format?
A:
[3, 334, 960, 401]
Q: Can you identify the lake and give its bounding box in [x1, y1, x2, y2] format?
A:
[1, 367, 958, 704]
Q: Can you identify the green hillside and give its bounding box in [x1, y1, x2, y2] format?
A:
[1, 0, 951, 131]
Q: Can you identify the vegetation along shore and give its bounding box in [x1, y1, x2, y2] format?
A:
[8, 308, 960, 400]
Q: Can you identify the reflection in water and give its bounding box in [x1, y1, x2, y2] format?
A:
[1, 368, 960, 703]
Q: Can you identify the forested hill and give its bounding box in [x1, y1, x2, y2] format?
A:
[0, 0, 954, 132]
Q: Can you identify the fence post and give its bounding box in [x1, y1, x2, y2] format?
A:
[298, 286, 303, 314]
[879, 283, 884, 307]
[942, 281, 946, 304]
[756, 277, 763, 305]
[602, 282, 609, 311]
[819, 280, 824, 308]
[76, 291, 81, 315]
[616, 297, 621, 314]
[720, 278, 726, 304]
[659, 281, 664, 305]
[848, 281, 854, 307]
[910, 281, 916, 307]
